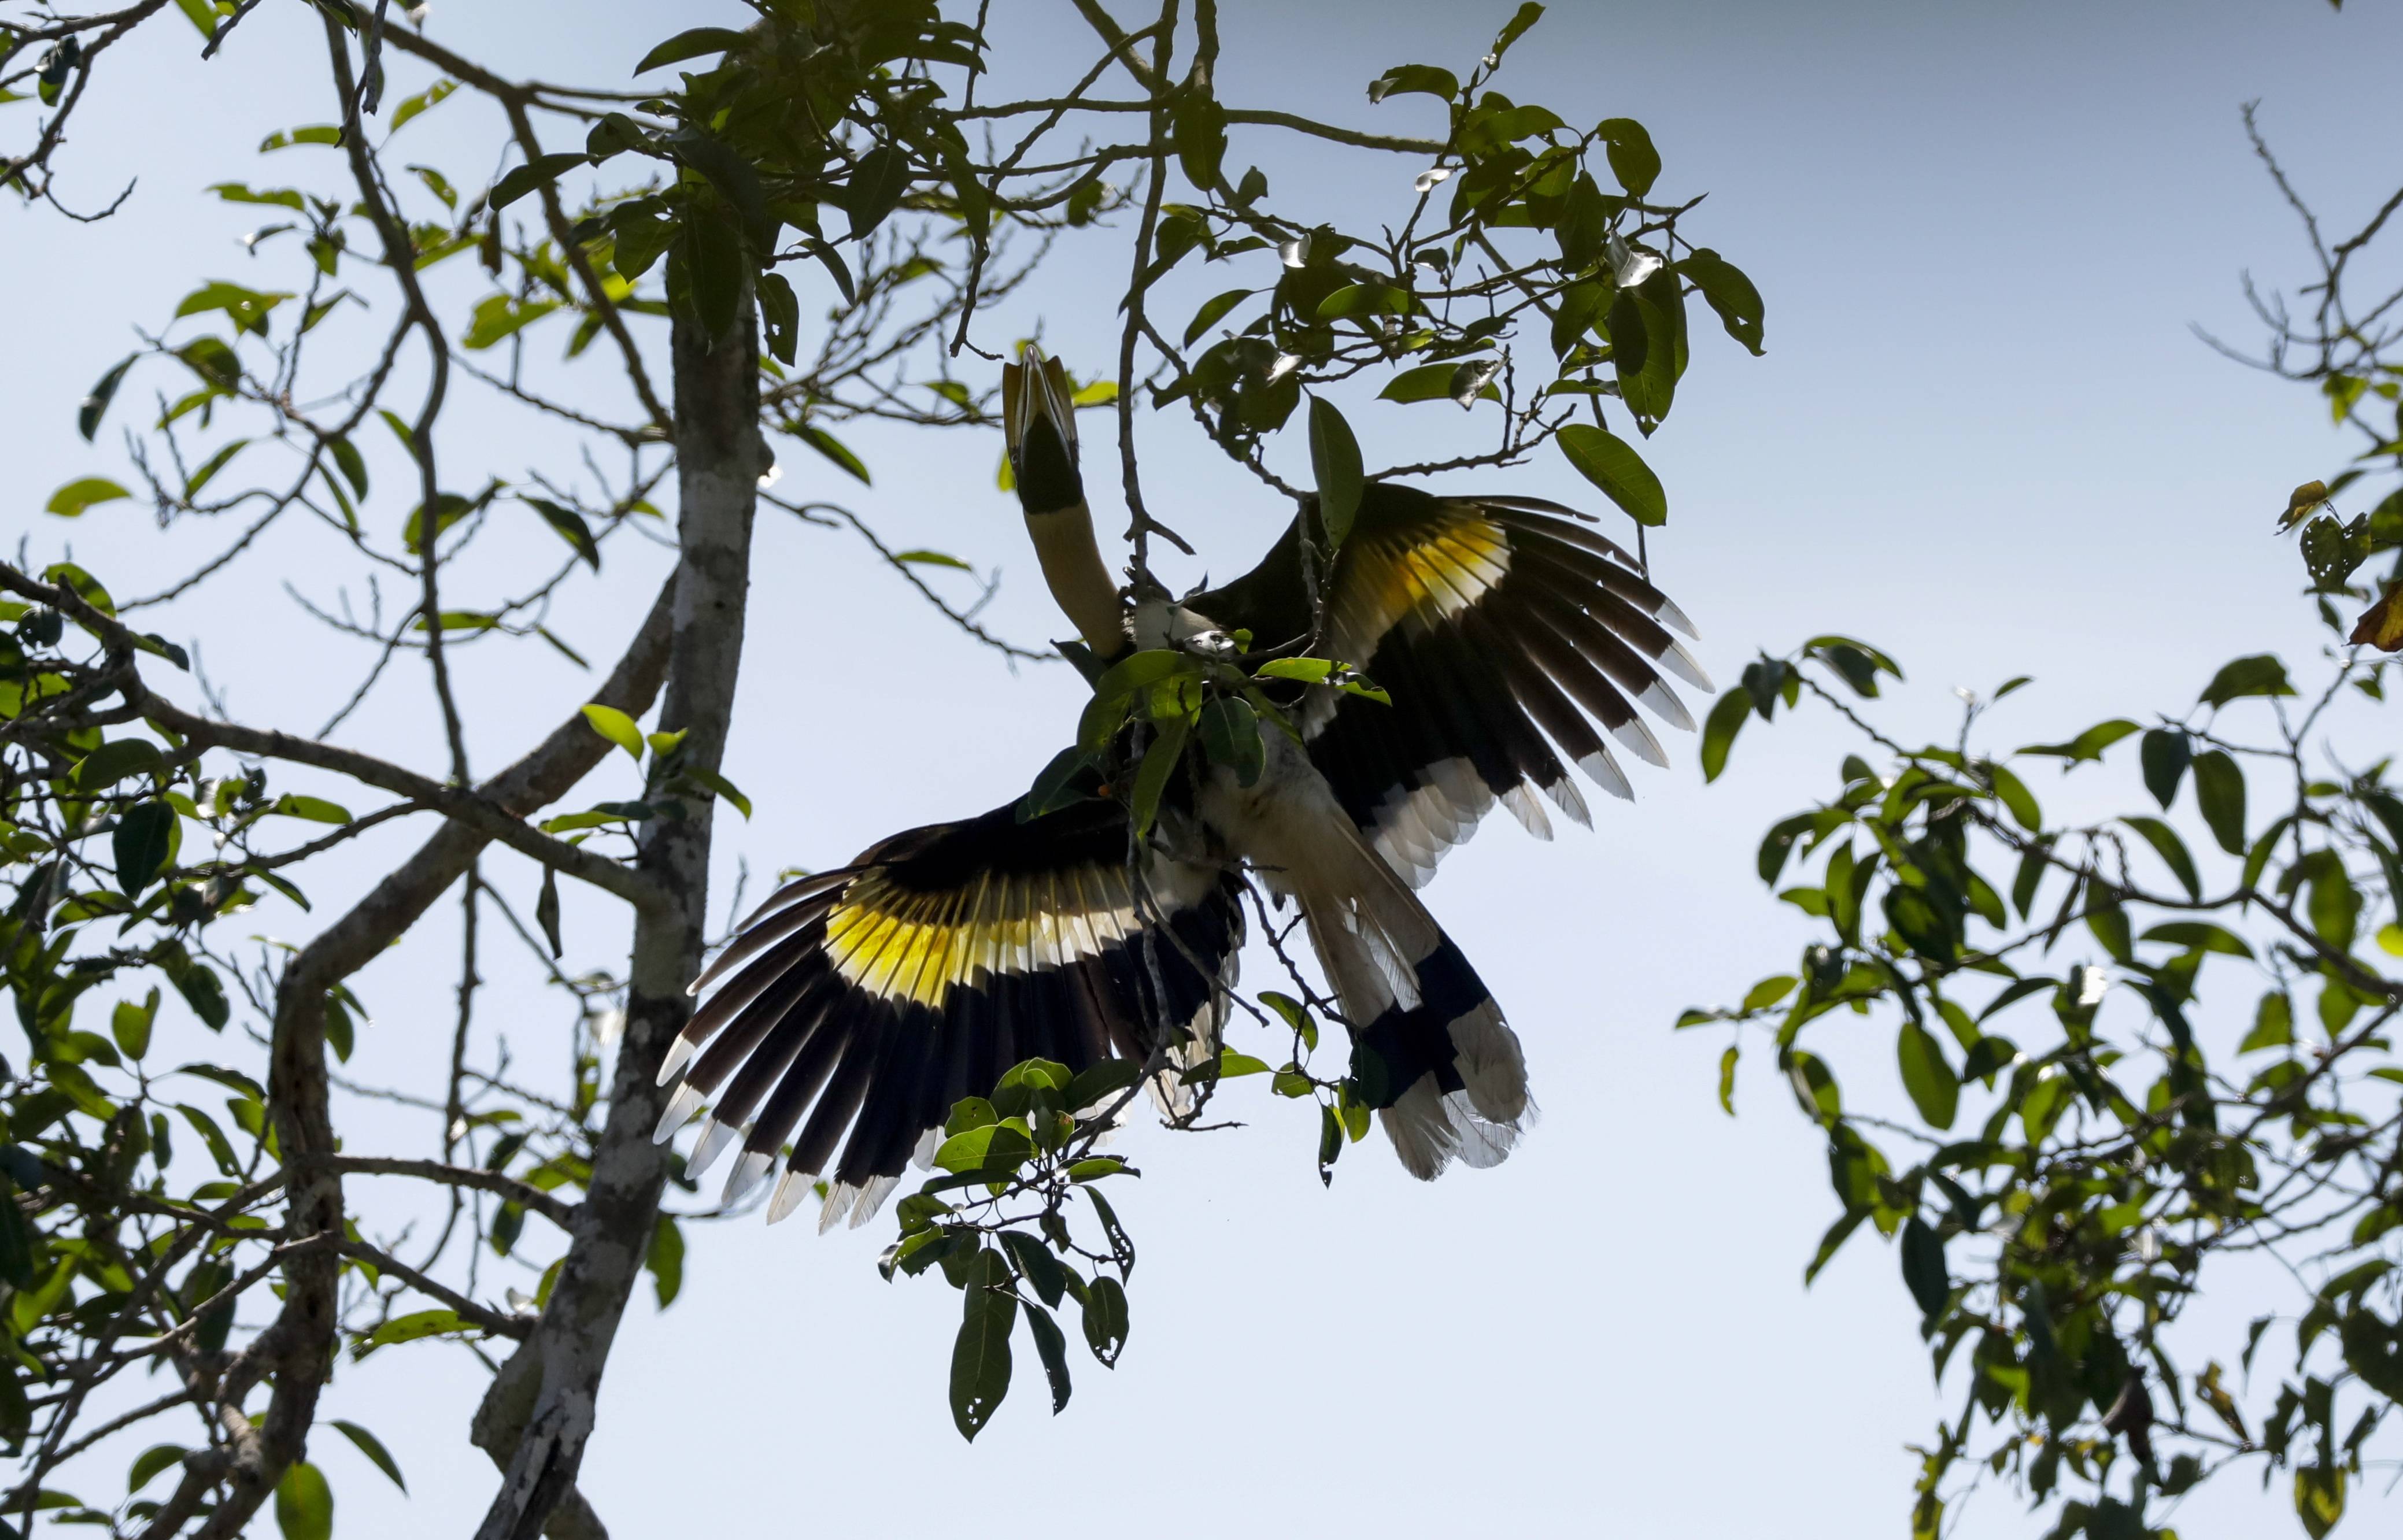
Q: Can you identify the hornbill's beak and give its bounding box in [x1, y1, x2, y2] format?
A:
[1003, 346, 1129, 660]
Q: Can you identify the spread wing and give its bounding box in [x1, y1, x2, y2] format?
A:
[1193, 484, 1707, 886]
[656, 797, 1244, 1230]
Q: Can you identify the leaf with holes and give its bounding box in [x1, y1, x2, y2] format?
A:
[949, 1249, 1017, 1439]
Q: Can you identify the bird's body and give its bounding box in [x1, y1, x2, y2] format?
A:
[657, 349, 1705, 1226]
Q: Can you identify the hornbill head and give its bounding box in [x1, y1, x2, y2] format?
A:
[1002, 346, 1129, 661]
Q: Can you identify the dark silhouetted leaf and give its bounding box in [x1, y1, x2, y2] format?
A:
[79, 355, 137, 441]
[1307, 395, 1364, 549]
[1081, 1274, 1129, 1365]
[2199, 654, 2294, 708]
[1900, 1216, 1949, 1321]
[950, 1249, 1016, 1439]
[112, 801, 175, 895]
[328, 1420, 406, 1493]
[2192, 750, 2247, 854]
[2139, 729, 2190, 809]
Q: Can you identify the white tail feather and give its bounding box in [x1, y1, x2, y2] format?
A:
[1446, 999, 1528, 1124]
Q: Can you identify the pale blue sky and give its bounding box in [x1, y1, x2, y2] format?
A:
[9, 1, 2402, 1535]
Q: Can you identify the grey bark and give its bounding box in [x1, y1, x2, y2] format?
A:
[474, 294, 763, 1540]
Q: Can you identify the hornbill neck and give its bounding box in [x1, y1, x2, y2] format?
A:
[1004, 349, 1130, 661]
[1026, 497, 1130, 663]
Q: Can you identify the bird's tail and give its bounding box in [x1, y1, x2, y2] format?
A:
[1286, 825, 1530, 1180]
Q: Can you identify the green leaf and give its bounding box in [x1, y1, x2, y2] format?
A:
[535, 867, 562, 958]
[270, 795, 352, 825]
[1066, 1059, 1141, 1113]
[522, 498, 601, 571]
[1197, 695, 1265, 788]
[2122, 816, 2202, 901]
[1717, 1044, 1738, 1115]
[932, 1123, 1034, 1174]
[112, 990, 158, 1060]
[755, 269, 800, 367]
[950, 1249, 1017, 1440]
[684, 765, 752, 820]
[1366, 64, 1458, 103]
[581, 704, 644, 761]
[174, 281, 291, 335]
[997, 1231, 1069, 1310]
[634, 25, 750, 73]
[352, 1308, 478, 1359]
[1700, 687, 1749, 782]
[258, 125, 342, 153]
[1378, 360, 1503, 405]
[2139, 729, 2190, 809]
[1024, 1302, 1074, 1414]
[2142, 921, 2254, 958]
[273, 1460, 332, 1540]
[1899, 1216, 1949, 1321]
[402, 490, 483, 555]
[842, 143, 912, 241]
[1129, 715, 1193, 838]
[669, 206, 744, 342]
[645, 1213, 685, 1308]
[75, 738, 166, 791]
[387, 76, 455, 132]
[2295, 1464, 2346, 1540]
[1184, 288, 1251, 346]
[1019, 745, 1096, 821]
[79, 355, 137, 442]
[460, 293, 563, 350]
[46, 477, 131, 517]
[1677, 249, 1764, 355]
[1896, 1021, 1959, 1130]
[1557, 423, 1666, 527]
[1081, 1275, 1129, 1366]
[1805, 1206, 1869, 1284]
[128, 1443, 188, 1494]
[207, 180, 306, 210]
[2020, 719, 2139, 764]
[2199, 654, 2295, 708]
[2191, 750, 2247, 853]
[793, 423, 871, 485]
[1491, 2, 1546, 60]
[177, 438, 247, 501]
[489, 152, 589, 212]
[893, 549, 971, 571]
[1307, 395, 1365, 549]
[1252, 657, 1339, 686]
[1988, 763, 2042, 831]
[113, 802, 175, 895]
[1174, 84, 1227, 190]
[176, 1104, 239, 1174]
[1079, 651, 1196, 751]
[1594, 116, 1660, 198]
[328, 1420, 406, 1493]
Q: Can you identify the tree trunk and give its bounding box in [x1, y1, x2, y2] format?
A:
[474, 293, 761, 1540]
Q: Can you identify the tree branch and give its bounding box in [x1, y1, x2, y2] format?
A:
[325, 1156, 580, 1230]
[475, 293, 761, 1540]
[138, 693, 666, 910]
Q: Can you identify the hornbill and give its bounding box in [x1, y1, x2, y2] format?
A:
[653, 349, 1710, 1228]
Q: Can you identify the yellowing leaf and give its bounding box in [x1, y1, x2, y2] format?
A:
[47, 477, 131, 517]
[2279, 479, 2332, 532]
[580, 703, 644, 761]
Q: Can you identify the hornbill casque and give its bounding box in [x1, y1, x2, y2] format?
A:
[653, 349, 1711, 1229]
